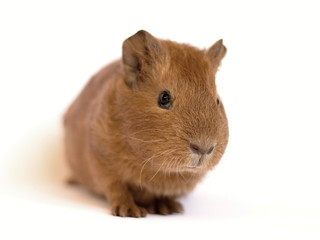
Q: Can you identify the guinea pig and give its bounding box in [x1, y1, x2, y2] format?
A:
[63, 30, 229, 217]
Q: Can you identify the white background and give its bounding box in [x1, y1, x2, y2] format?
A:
[1, 0, 320, 239]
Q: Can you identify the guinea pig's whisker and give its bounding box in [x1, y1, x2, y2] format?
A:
[149, 160, 166, 182]
[147, 148, 178, 182]
[177, 159, 190, 183]
[126, 136, 163, 143]
[165, 157, 176, 178]
[178, 169, 186, 183]
[160, 150, 189, 178]
[177, 161, 190, 183]
[128, 128, 165, 136]
[139, 158, 152, 189]
[170, 156, 180, 175]
[143, 148, 176, 165]
[140, 148, 177, 187]
[187, 171, 197, 183]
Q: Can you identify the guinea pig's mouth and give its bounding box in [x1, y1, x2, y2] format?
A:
[187, 155, 207, 169]
[183, 165, 204, 173]
[186, 166, 201, 169]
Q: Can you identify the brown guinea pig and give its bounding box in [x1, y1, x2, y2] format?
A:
[63, 30, 229, 217]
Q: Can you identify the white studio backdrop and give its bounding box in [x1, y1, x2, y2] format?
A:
[0, 0, 319, 239]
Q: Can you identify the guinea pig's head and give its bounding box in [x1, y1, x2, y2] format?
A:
[120, 30, 229, 174]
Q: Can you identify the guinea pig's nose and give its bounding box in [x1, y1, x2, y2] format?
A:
[190, 143, 214, 155]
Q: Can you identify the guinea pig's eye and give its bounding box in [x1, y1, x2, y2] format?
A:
[158, 90, 172, 109]
[217, 98, 220, 106]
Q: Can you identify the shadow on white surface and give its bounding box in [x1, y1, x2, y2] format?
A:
[3, 122, 108, 212]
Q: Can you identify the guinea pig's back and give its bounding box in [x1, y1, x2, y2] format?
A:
[63, 60, 121, 186]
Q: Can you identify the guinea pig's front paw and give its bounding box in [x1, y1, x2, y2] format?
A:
[146, 198, 184, 215]
[111, 202, 147, 218]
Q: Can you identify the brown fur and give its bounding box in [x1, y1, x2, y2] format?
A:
[63, 30, 229, 217]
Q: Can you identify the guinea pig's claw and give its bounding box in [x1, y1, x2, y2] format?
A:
[146, 198, 184, 215]
[111, 203, 147, 218]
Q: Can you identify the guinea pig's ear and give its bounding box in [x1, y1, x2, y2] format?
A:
[206, 39, 227, 71]
[122, 30, 160, 88]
